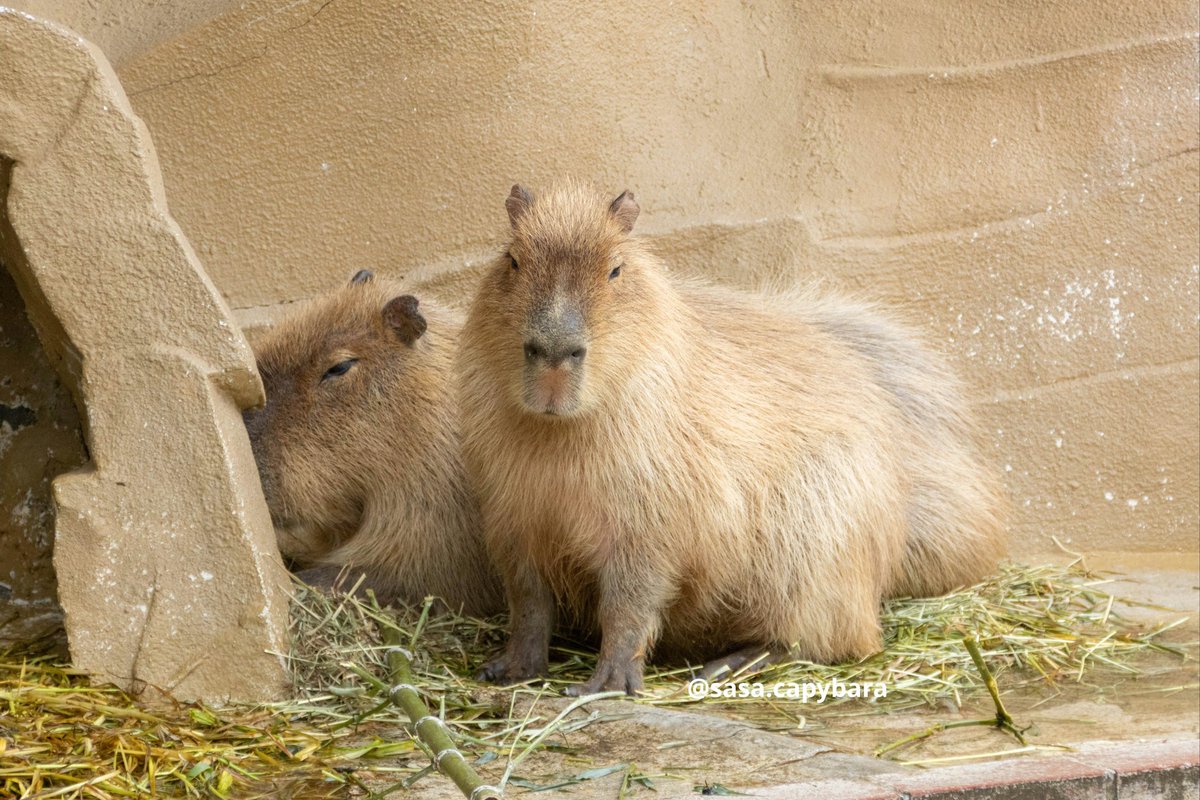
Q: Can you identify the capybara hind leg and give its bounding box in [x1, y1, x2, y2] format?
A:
[809, 611, 883, 664]
[296, 565, 444, 611]
[295, 565, 350, 594]
[478, 561, 555, 684]
[297, 564, 382, 600]
[696, 643, 790, 681]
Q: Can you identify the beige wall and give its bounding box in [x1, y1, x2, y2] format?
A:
[6, 0, 243, 66]
[13, 0, 1200, 556]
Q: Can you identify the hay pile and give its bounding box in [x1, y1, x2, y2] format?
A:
[0, 560, 1189, 798]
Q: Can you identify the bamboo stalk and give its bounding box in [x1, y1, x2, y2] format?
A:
[962, 635, 1026, 744]
[874, 718, 997, 757]
[897, 743, 1070, 766]
[876, 637, 1030, 757]
[380, 626, 502, 800]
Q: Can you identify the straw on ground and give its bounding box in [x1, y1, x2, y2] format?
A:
[0, 560, 1189, 798]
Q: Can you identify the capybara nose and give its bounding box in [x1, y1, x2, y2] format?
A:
[526, 302, 586, 367]
[524, 338, 586, 367]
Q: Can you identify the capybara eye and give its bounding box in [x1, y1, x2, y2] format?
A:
[509, 253, 519, 271]
[609, 265, 622, 280]
[321, 358, 358, 382]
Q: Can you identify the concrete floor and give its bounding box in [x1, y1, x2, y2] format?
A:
[392, 554, 1198, 799]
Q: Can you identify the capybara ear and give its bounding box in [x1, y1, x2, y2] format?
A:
[382, 295, 427, 345]
[609, 190, 639, 234]
[506, 184, 534, 227]
[350, 269, 374, 285]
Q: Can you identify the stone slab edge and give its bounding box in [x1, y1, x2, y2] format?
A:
[745, 736, 1199, 799]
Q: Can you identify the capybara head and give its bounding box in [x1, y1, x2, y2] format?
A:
[243, 271, 434, 560]
[472, 181, 658, 417]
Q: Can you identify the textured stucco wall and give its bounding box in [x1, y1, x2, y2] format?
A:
[6, 0, 243, 66]
[11, 0, 1200, 559]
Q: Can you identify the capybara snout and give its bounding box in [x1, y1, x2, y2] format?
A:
[523, 306, 587, 366]
[519, 300, 589, 414]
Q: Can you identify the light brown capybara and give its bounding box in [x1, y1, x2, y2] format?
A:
[458, 181, 1006, 695]
[244, 271, 502, 616]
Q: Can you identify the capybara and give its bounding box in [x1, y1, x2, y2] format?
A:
[244, 271, 502, 616]
[458, 182, 1005, 695]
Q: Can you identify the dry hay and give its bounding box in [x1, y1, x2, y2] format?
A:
[0, 560, 1189, 798]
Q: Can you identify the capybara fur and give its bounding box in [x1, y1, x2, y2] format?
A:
[458, 182, 1006, 695]
[244, 271, 502, 616]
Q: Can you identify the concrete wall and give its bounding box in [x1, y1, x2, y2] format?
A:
[8, 0, 1199, 560]
[6, 0, 244, 67]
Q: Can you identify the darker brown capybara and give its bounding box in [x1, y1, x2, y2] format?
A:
[244, 271, 502, 616]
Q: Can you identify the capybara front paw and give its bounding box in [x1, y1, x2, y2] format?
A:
[475, 650, 547, 684]
[565, 658, 643, 697]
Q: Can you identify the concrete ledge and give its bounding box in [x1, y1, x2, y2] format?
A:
[751, 738, 1199, 800]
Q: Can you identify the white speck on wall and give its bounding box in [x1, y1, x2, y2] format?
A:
[1108, 296, 1124, 337]
[1126, 498, 1138, 509]
[1104, 491, 1115, 501]
[200, 571, 214, 581]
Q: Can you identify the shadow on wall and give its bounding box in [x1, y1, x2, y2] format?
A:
[0, 158, 88, 652]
